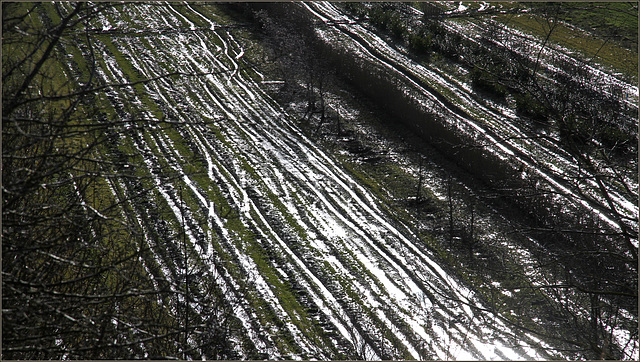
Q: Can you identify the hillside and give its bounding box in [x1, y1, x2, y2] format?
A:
[3, 2, 637, 360]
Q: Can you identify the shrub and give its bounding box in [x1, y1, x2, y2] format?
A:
[469, 66, 507, 99]
[408, 31, 431, 54]
[388, 13, 405, 39]
[514, 92, 548, 123]
[558, 114, 590, 146]
[368, 7, 389, 31]
[599, 123, 636, 154]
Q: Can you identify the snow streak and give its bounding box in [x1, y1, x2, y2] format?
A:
[85, 2, 631, 360]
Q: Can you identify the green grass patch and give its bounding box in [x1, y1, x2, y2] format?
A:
[531, 2, 638, 52]
[496, 10, 637, 80]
